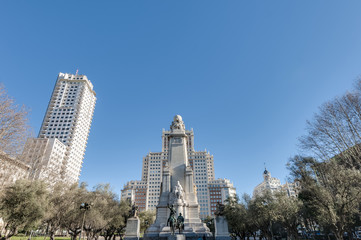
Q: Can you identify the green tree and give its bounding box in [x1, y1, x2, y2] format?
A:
[248, 191, 279, 240]
[274, 192, 302, 240]
[224, 195, 248, 239]
[83, 184, 119, 240]
[288, 156, 361, 240]
[0, 180, 48, 240]
[43, 182, 79, 240]
[103, 200, 131, 240]
[138, 210, 155, 234]
[61, 183, 89, 240]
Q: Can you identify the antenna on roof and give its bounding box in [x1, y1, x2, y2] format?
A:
[75, 69, 79, 76]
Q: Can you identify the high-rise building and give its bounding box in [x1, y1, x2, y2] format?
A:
[208, 178, 236, 215]
[22, 72, 96, 184]
[121, 116, 235, 218]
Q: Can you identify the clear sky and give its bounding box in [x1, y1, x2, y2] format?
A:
[1, 1, 361, 197]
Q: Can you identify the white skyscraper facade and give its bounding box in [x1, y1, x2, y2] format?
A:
[22, 72, 96, 184]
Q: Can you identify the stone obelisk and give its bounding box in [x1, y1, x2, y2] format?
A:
[144, 115, 211, 240]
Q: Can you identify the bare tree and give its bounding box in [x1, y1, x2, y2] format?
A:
[299, 79, 361, 168]
[0, 154, 29, 190]
[0, 84, 31, 157]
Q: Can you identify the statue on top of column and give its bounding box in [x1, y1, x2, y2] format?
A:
[214, 202, 225, 216]
[170, 115, 185, 131]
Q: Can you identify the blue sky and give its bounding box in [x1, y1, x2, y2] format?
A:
[1, 1, 361, 197]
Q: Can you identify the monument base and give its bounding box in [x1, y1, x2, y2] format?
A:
[168, 234, 186, 240]
[124, 217, 140, 240]
[215, 216, 230, 240]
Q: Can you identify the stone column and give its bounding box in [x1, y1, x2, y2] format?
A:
[168, 133, 188, 189]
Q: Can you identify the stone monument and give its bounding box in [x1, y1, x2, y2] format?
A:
[124, 204, 140, 240]
[214, 203, 230, 240]
[144, 115, 212, 240]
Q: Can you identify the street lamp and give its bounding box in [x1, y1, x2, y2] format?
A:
[79, 202, 91, 240]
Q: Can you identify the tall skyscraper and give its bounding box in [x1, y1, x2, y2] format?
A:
[121, 116, 235, 218]
[22, 72, 96, 184]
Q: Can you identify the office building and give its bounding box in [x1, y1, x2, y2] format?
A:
[22, 72, 96, 184]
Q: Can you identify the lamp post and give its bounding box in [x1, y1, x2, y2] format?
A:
[79, 202, 91, 240]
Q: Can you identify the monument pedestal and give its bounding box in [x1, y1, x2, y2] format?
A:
[124, 217, 140, 240]
[168, 234, 186, 240]
[215, 216, 230, 240]
[144, 116, 212, 240]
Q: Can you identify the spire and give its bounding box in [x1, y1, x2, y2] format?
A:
[263, 162, 268, 174]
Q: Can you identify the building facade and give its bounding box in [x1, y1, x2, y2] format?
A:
[208, 178, 236, 215]
[121, 117, 235, 218]
[120, 180, 148, 211]
[0, 153, 30, 189]
[22, 73, 96, 184]
[21, 138, 66, 182]
[253, 169, 299, 198]
[281, 181, 300, 198]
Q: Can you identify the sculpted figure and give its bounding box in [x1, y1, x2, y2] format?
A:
[170, 115, 185, 131]
[176, 213, 185, 234]
[214, 202, 225, 216]
[174, 181, 184, 200]
[167, 204, 177, 235]
[130, 204, 138, 217]
[167, 204, 177, 226]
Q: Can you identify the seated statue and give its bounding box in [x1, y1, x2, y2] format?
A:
[214, 202, 225, 216]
